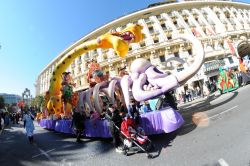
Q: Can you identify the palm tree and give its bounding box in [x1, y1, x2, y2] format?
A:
[31, 95, 45, 112]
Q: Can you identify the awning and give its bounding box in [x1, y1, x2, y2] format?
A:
[204, 60, 225, 73]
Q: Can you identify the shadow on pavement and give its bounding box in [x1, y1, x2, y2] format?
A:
[179, 91, 238, 113]
[31, 130, 114, 161]
[177, 91, 238, 137]
[0, 123, 114, 166]
[148, 130, 179, 158]
[136, 91, 240, 160]
[122, 130, 178, 159]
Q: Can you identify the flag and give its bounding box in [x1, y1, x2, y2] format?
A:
[226, 41, 236, 56]
[206, 27, 216, 35]
[207, 26, 237, 57]
[191, 28, 201, 37]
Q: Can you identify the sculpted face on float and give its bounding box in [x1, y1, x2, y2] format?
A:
[130, 58, 169, 86]
[130, 58, 178, 102]
[98, 24, 145, 58]
[121, 34, 205, 109]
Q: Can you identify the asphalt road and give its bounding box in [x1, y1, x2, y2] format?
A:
[1, 85, 250, 166]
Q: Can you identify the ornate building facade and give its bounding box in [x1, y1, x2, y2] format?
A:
[35, 0, 250, 96]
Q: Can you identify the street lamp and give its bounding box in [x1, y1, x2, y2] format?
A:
[22, 88, 31, 107]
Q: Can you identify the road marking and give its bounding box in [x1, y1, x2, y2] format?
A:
[33, 147, 58, 165]
[203, 105, 238, 121]
[32, 148, 55, 159]
[183, 105, 238, 127]
[218, 158, 229, 166]
[32, 141, 74, 160]
[32, 143, 76, 166]
[60, 144, 73, 149]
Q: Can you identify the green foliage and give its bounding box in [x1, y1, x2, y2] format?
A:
[32, 95, 45, 108]
[0, 96, 5, 109]
[30, 98, 36, 107]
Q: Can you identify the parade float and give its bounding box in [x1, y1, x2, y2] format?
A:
[38, 24, 205, 137]
[217, 67, 239, 94]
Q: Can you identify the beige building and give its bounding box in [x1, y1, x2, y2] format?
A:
[35, 0, 250, 97]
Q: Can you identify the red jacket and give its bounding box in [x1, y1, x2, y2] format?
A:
[121, 117, 137, 137]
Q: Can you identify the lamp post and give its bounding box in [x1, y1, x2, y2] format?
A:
[22, 88, 31, 107]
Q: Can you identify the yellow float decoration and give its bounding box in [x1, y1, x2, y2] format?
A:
[45, 24, 144, 117]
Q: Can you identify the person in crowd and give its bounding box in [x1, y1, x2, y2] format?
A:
[9, 113, 13, 124]
[188, 89, 192, 102]
[139, 102, 146, 114]
[71, 108, 85, 143]
[247, 60, 250, 72]
[16, 112, 20, 124]
[105, 103, 123, 153]
[145, 101, 152, 112]
[139, 101, 151, 113]
[209, 80, 216, 92]
[190, 89, 194, 100]
[128, 100, 140, 125]
[197, 86, 201, 97]
[99, 102, 108, 119]
[119, 102, 127, 118]
[163, 91, 178, 110]
[239, 58, 247, 73]
[0, 113, 3, 131]
[181, 91, 186, 103]
[185, 90, 189, 102]
[239, 59, 248, 86]
[235, 69, 243, 87]
[0, 112, 5, 126]
[12, 112, 16, 124]
[4, 112, 10, 127]
[23, 111, 35, 144]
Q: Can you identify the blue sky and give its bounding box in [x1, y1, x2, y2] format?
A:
[0, 0, 249, 97]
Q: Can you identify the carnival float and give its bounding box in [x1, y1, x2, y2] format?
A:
[217, 67, 239, 94]
[38, 24, 205, 138]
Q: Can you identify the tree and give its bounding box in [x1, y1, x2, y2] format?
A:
[31, 95, 45, 111]
[30, 98, 36, 107]
[0, 96, 5, 109]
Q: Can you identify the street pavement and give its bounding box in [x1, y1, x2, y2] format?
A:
[1, 85, 250, 166]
